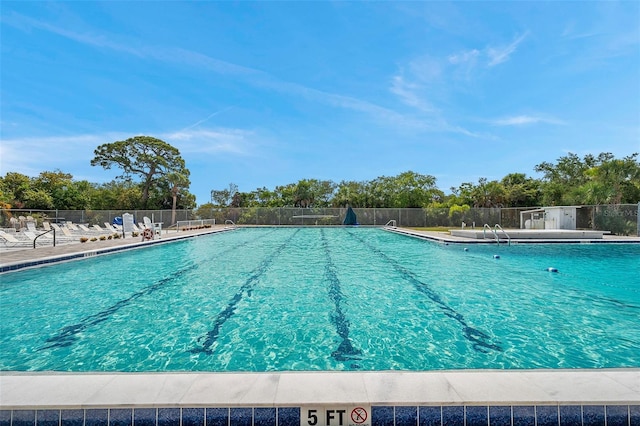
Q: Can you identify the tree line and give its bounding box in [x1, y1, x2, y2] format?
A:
[1, 135, 638, 214]
[203, 152, 640, 212]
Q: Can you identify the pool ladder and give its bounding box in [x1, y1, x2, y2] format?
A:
[483, 224, 511, 246]
[385, 220, 397, 228]
[224, 220, 237, 228]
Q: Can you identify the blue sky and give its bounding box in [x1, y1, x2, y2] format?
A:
[1, 1, 639, 205]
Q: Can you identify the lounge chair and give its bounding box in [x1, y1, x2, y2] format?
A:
[43, 221, 52, 231]
[104, 222, 116, 231]
[77, 224, 93, 233]
[24, 231, 54, 246]
[52, 223, 74, 238]
[0, 230, 30, 248]
[66, 222, 79, 231]
[26, 221, 38, 232]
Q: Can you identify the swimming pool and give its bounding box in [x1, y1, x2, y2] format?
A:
[1, 227, 638, 372]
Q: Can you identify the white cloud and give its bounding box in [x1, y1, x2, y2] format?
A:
[448, 49, 480, 65]
[390, 74, 436, 113]
[0, 133, 127, 177]
[162, 128, 258, 156]
[491, 115, 565, 126]
[486, 32, 529, 67]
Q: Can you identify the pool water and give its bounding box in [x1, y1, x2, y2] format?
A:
[1, 227, 638, 372]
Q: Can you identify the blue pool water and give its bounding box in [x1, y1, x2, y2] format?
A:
[1, 227, 638, 372]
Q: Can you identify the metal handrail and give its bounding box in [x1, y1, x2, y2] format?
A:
[483, 224, 499, 244]
[494, 224, 511, 246]
[224, 220, 237, 228]
[33, 228, 55, 248]
[385, 220, 397, 227]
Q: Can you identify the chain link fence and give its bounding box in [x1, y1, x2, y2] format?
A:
[2, 204, 638, 235]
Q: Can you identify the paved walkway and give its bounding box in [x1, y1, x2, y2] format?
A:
[0, 226, 233, 271]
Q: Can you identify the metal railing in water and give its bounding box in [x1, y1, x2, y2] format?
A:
[483, 224, 499, 244]
[494, 224, 511, 246]
[385, 220, 397, 227]
[482, 224, 511, 245]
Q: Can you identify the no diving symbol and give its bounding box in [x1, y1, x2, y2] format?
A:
[351, 408, 367, 424]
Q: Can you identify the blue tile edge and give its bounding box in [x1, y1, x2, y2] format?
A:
[0, 405, 637, 426]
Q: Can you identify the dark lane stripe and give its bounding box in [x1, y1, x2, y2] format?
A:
[320, 229, 362, 363]
[39, 229, 277, 351]
[190, 229, 301, 355]
[347, 230, 503, 354]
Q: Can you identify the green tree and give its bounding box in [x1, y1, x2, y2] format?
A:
[0, 172, 31, 207]
[332, 180, 368, 207]
[535, 152, 639, 205]
[34, 171, 92, 210]
[22, 188, 55, 209]
[91, 136, 190, 208]
[500, 173, 541, 207]
[90, 180, 143, 210]
[210, 183, 238, 207]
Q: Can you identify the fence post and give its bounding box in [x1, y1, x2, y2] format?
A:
[637, 202, 639, 237]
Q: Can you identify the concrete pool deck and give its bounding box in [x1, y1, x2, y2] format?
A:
[384, 227, 640, 244]
[1, 369, 639, 409]
[1, 225, 638, 421]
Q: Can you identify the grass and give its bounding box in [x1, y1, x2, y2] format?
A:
[408, 227, 451, 233]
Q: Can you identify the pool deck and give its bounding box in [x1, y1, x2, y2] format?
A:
[1, 225, 638, 413]
[1, 369, 639, 409]
[385, 227, 640, 244]
[0, 226, 236, 273]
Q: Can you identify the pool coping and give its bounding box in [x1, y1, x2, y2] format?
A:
[383, 227, 640, 244]
[1, 369, 639, 409]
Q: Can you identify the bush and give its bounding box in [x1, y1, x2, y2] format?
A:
[80, 237, 89, 243]
[99, 235, 107, 241]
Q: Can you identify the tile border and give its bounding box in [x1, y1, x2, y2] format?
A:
[1, 405, 638, 426]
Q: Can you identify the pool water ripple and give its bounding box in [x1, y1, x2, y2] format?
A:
[320, 228, 362, 365]
[191, 229, 301, 354]
[38, 229, 280, 352]
[1, 227, 638, 371]
[346, 230, 503, 354]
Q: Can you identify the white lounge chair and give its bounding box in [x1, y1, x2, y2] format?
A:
[0, 230, 30, 248]
[52, 223, 74, 238]
[77, 224, 93, 233]
[23, 231, 55, 247]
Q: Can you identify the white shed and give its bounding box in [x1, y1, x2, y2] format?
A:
[520, 206, 580, 230]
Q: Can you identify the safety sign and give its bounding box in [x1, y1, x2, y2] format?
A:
[301, 406, 371, 426]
